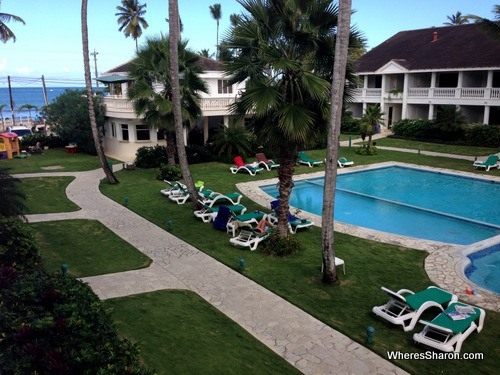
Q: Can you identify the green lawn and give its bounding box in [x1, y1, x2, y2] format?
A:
[1, 147, 122, 173]
[14, 144, 499, 374]
[18, 176, 80, 214]
[31, 219, 152, 277]
[361, 137, 499, 157]
[100, 148, 499, 375]
[105, 290, 301, 375]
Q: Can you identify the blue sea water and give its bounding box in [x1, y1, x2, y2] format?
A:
[0, 87, 84, 120]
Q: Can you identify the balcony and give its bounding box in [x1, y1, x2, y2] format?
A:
[354, 87, 500, 100]
[102, 95, 236, 118]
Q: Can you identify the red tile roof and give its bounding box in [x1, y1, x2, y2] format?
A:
[105, 56, 222, 74]
[356, 24, 500, 73]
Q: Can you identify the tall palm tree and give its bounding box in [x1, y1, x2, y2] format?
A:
[467, 5, 500, 39]
[169, 0, 199, 209]
[17, 104, 37, 120]
[128, 36, 208, 166]
[360, 105, 384, 151]
[0, 103, 6, 124]
[444, 11, 470, 26]
[0, 0, 25, 43]
[115, 0, 149, 52]
[209, 3, 222, 59]
[81, 0, 118, 184]
[224, 0, 362, 237]
[321, 0, 352, 285]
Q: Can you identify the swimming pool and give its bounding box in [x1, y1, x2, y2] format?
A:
[260, 166, 500, 245]
[465, 244, 500, 294]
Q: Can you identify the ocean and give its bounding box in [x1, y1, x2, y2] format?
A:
[0, 87, 85, 121]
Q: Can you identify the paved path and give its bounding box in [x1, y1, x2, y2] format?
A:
[19, 168, 407, 375]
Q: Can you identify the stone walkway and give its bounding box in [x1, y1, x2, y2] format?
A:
[19, 169, 407, 375]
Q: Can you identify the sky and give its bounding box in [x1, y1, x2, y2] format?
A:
[0, 0, 497, 87]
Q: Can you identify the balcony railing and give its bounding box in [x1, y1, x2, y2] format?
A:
[355, 87, 500, 100]
[103, 95, 236, 115]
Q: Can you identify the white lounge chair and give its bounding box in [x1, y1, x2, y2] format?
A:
[198, 190, 243, 207]
[226, 211, 268, 236]
[298, 151, 323, 167]
[229, 229, 269, 251]
[413, 302, 485, 353]
[372, 286, 458, 332]
[473, 155, 500, 171]
[160, 180, 185, 197]
[194, 201, 246, 223]
[230, 156, 263, 176]
[168, 184, 190, 204]
[337, 157, 354, 168]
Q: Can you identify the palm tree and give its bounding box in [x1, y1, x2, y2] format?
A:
[17, 104, 37, 120]
[127, 36, 208, 166]
[0, 103, 6, 125]
[321, 0, 352, 285]
[444, 11, 470, 26]
[169, 0, 199, 209]
[224, 0, 362, 237]
[0, 168, 26, 219]
[82, 0, 118, 184]
[360, 105, 384, 151]
[198, 48, 214, 58]
[0, 0, 25, 43]
[467, 5, 500, 39]
[115, 0, 149, 52]
[209, 3, 222, 59]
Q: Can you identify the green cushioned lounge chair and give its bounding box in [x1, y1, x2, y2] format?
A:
[337, 157, 354, 168]
[193, 201, 246, 223]
[413, 302, 485, 353]
[372, 286, 458, 332]
[473, 155, 500, 171]
[298, 151, 323, 167]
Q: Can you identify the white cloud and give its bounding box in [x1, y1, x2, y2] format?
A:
[16, 66, 32, 75]
[62, 67, 71, 73]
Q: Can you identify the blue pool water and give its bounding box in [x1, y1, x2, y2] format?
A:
[260, 166, 500, 244]
[465, 244, 500, 294]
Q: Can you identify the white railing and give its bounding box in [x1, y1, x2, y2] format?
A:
[404, 87, 499, 100]
[103, 95, 236, 115]
[491, 88, 500, 99]
[461, 88, 485, 98]
[433, 88, 456, 98]
[408, 88, 428, 97]
[365, 88, 382, 97]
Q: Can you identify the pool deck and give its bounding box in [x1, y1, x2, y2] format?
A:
[237, 161, 500, 312]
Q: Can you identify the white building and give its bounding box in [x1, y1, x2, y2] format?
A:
[350, 24, 500, 129]
[98, 56, 245, 161]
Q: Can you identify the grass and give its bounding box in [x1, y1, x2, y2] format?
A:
[361, 137, 499, 157]
[18, 176, 80, 214]
[105, 290, 301, 375]
[99, 148, 500, 375]
[9, 147, 500, 374]
[30, 219, 152, 277]
[1, 147, 122, 173]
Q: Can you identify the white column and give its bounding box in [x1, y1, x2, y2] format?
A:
[223, 115, 230, 127]
[483, 106, 490, 125]
[402, 73, 409, 119]
[380, 75, 387, 126]
[428, 104, 434, 121]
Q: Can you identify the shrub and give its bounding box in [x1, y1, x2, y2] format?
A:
[0, 218, 41, 271]
[391, 119, 434, 139]
[355, 145, 378, 155]
[464, 124, 500, 148]
[341, 117, 361, 133]
[20, 133, 65, 149]
[261, 232, 301, 257]
[186, 144, 214, 164]
[134, 145, 168, 168]
[210, 124, 253, 162]
[157, 164, 183, 181]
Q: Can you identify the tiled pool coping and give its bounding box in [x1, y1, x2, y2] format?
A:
[236, 161, 500, 312]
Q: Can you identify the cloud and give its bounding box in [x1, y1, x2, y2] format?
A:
[16, 66, 32, 75]
[0, 58, 7, 72]
[62, 67, 71, 73]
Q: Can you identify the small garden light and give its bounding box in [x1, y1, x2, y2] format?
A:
[239, 258, 245, 271]
[61, 263, 68, 278]
[124, 197, 128, 206]
[365, 326, 375, 344]
[166, 219, 173, 231]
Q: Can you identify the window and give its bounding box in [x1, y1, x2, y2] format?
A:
[217, 79, 233, 94]
[111, 122, 116, 138]
[136, 125, 150, 141]
[121, 124, 129, 141]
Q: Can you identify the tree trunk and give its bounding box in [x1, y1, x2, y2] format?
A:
[321, 0, 352, 284]
[169, 0, 198, 208]
[165, 131, 176, 166]
[275, 146, 296, 238]
[81, 0, 118, 184]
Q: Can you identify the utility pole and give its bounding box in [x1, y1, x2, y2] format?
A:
[90, 49, 99, 88]
[41, 75, 49, 106]
[7, 76, 15, 126]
